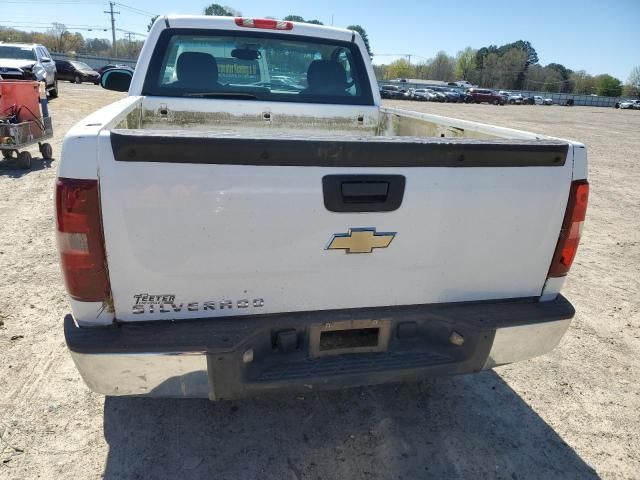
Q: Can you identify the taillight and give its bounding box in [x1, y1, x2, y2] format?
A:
[56, 178, 110, 301]
[234, 17, 294, 30]
[548, 180, 589, 277]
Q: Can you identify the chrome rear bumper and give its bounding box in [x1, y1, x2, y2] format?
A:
[65, 296, 574, 399]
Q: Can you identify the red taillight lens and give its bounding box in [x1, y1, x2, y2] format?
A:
[56, 178, 110, 301]
[548, 180, 589, 277]
[234, 17, 294, 30]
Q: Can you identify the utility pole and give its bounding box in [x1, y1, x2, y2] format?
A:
[406, 54, 412, 65]
[104, 1, 120, 56]
[124, 32, 134, 57]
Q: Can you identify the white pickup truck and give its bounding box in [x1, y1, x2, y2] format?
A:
[58, 16, 588, 400]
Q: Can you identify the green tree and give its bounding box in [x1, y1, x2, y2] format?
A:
[147, 15, 159, 32]
[546, 63, 573, 92]
[569, 70, 596, 94]
[385, 58, 415, 80]
[283, 15, 305, 22]
[414, 61, 430, 80]
[429, 51, 456, 81]
[475, 45, 498, 70]
[203, 4, 240, 16]
[455, 47, 476, 80]
[346, 25, 372, 58]
[496, 48, 528, 89]
[82, 38, 111, 55]
[498, 40, 538, 65]
[595, 74, 622, 97]
[283, 15, 323, 25]
[624, 66, 640, 98]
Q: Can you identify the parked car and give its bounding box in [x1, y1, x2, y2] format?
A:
[97, 64, 132, 75]
[617, 99, 640, 109]
[522, 95, 536, 105]
[508, 93, 524, 105]
[534, 96, 553, 106]
[0, 43, 58, 97]
[55, 60, 100, 84]
[447, 88, 466, 102]
[453, 80, 474, 88]
[61, 15, 588, 400]
[426, 88, 446, 102]
[465, 88, 505, 105]
[379, 84, 403, 99]
[413, 88, 437, 101]
[431, 86, 462, 102]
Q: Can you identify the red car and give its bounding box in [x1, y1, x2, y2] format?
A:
[465, 88, 505, 105]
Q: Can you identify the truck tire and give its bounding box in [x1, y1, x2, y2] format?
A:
[17, 151, 32, 169]
[2, 149, 13, 160]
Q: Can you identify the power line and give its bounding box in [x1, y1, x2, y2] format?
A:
[0, 22, 108, 32]
[115, 28, 146, 37]
[1, 20, 108, 28]
[113, 2, 158, 17]
[0, 0, 101, 2]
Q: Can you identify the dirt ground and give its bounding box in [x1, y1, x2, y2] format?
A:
[1, 84, 638, 479]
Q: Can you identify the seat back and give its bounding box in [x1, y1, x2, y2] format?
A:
[176, 52, 219, 89]
[304, 60, 348, 95]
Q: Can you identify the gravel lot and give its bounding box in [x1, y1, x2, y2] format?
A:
[1, 84, 638, 479]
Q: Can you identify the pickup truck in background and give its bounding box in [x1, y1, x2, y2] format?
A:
[58, 15, 588, 400]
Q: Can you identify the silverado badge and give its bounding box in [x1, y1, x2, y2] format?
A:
[326, 228, 396, 254]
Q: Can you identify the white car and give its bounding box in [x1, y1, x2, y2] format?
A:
[412, 88, 436, 101]
[534, 95, 553, 105]
[508, 93, 524, 105]
[618, 100, 640, 109]
[0, 43, 58, 97]
[59, 15, 589, 399]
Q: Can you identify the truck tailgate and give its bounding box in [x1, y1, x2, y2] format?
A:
[97, 130, 573, 321]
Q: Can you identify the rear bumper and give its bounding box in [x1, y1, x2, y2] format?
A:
[65, 296, 574, 400]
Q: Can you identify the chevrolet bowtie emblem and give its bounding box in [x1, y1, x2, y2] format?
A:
[326, 228, 396, 254]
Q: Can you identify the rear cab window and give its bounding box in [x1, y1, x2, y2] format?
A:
[142, 28, 374, 105]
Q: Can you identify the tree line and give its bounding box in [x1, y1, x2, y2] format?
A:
[2, 3, 637, 99]
[375, 41, 639, 98]
[0, 24, 144, 60]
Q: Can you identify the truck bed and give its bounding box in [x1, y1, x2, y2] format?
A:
[66, 96, 581, 324]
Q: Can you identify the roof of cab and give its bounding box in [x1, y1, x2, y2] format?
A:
[163, 15, 355, 43]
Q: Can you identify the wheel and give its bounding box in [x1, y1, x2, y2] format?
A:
[39, 143, 53, 160]
[17, 151, 32, 169]
[48, 77, 58, 99]
[492, 99, 498, 105]
[2, 149, 14, 160]
[74, 74, 81, 84]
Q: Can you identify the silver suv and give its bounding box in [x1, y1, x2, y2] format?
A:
[0, 43, 58, 97]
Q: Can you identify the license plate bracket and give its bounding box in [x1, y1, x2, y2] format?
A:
[309, 319, 391, 358]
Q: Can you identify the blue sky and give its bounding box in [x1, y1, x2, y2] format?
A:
[2, 0, 638, 81]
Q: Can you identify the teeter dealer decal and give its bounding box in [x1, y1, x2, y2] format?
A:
[132, 293, 264, 314]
